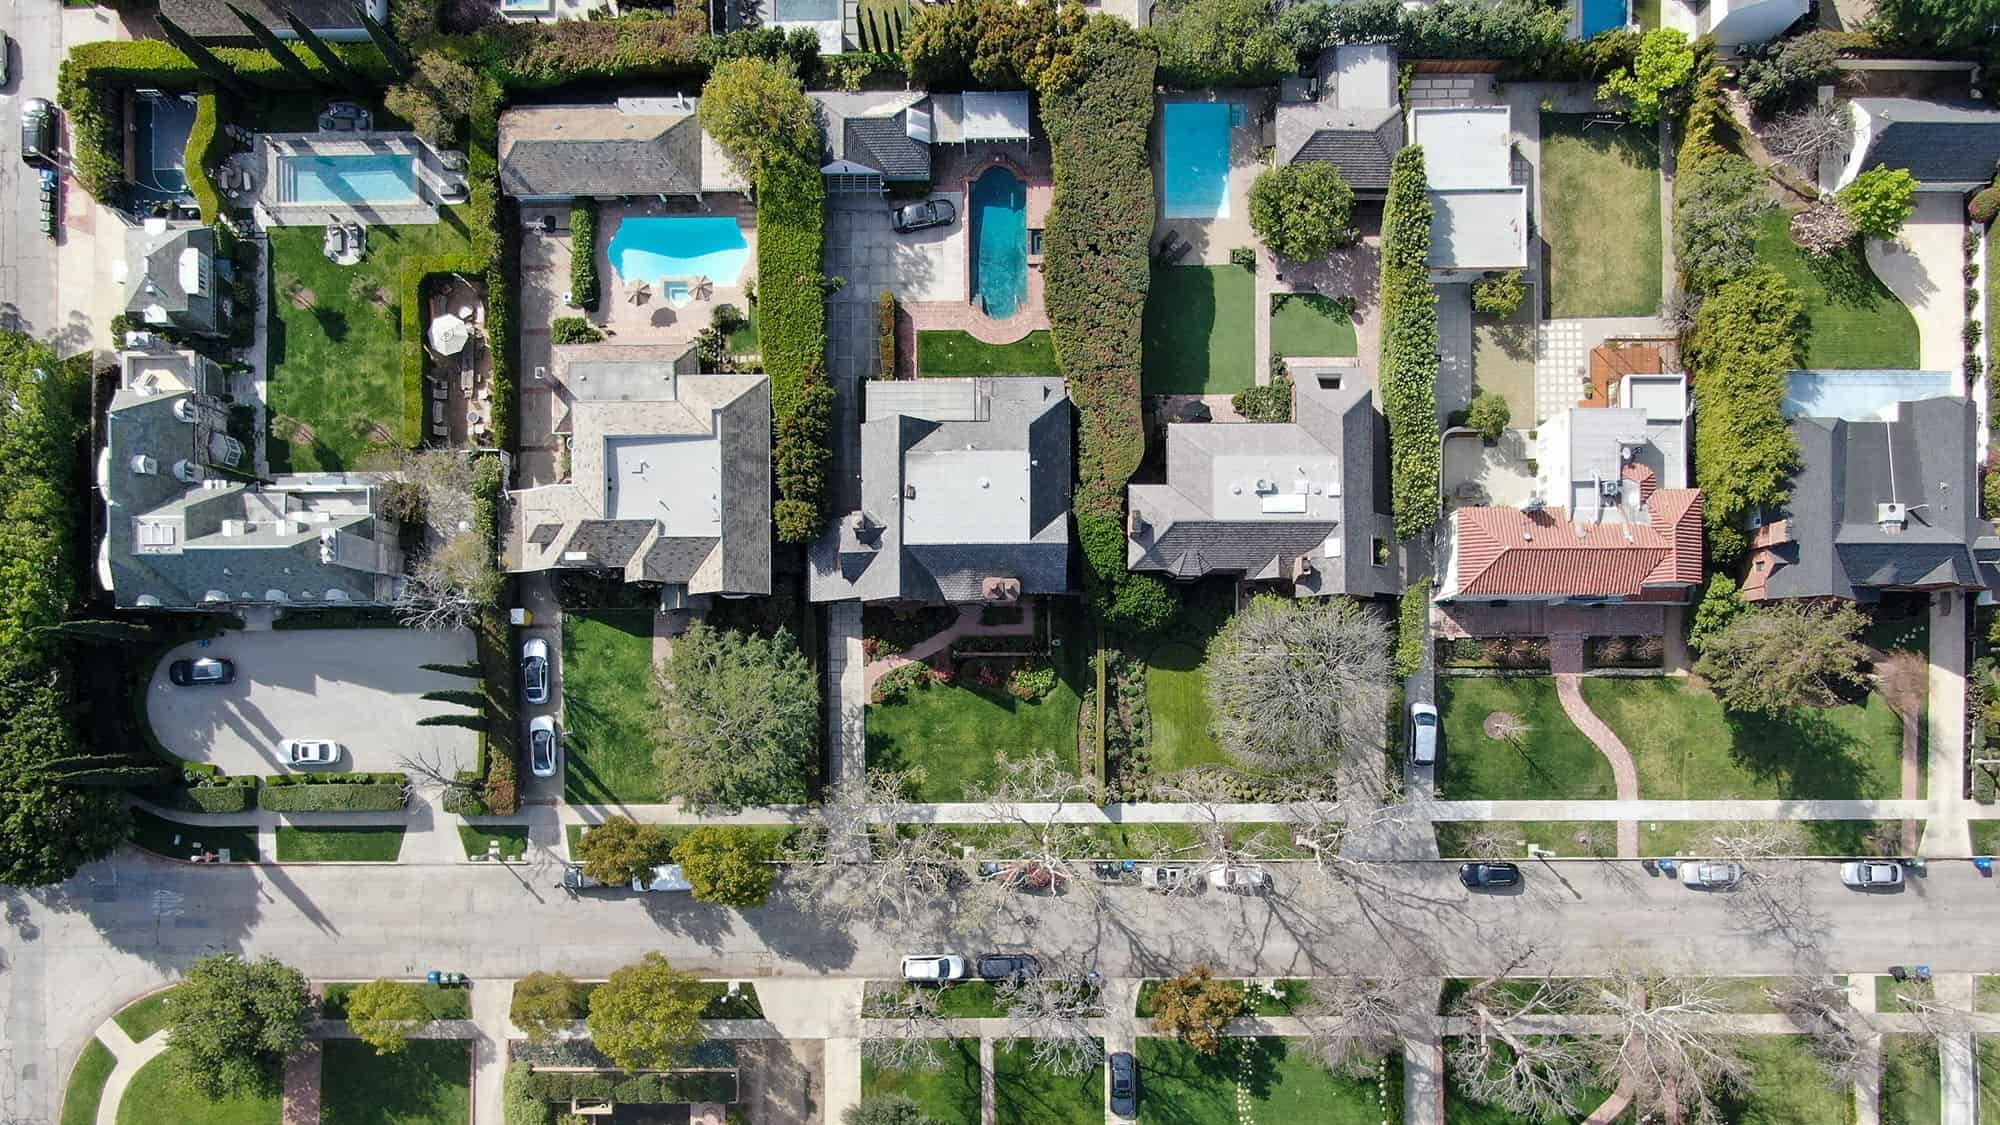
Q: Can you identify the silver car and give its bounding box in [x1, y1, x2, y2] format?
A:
[521, 638, 550, 705]
[1137, 863, 1195, 893]
[1842, 861, 1904, 890]
[528, 715, 558, 778]
[1679, 861, 1743, 889]
[901, 954, 968, 982]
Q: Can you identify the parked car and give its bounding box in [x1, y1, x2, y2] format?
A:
[891, 198, 956, 233]
[1206, 865, 1271, 893]
[1458, 862, 1521, 890]
[0, 32, 13, 87]
[521, 638, 550, 705]
[561, 864, 604, 891]
[978, 861, 1063, 892]
[1138, 863, 1196, 893]
[168, 657, 236, 686]
[528, 715, 558, 779]
[1842, 861, 1904, 890]
[20, 98, 55, 165]
[901, 954, 968, 983]
[1109, 1050, 1139, 1117]
[632, 863, 693, 893]
[1680, 862, 1744, 890]
[976, 953, 1040, 983]
[1408, 701, 1439, 766]
[282, 739, 342, 767]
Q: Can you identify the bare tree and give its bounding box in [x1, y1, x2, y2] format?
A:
[1879, 976, 1970, 1035]
[1791, 201, 1858, 257]
[997, 961, 1107, 1077]
[1203, 595, 1392, 774]
[1768, 976, 1872, 1084]
[963, 753, 1106, 918]
[396, 746, 483, 797]
[395, 559, 486, 631]
[1593, 969, 1749, 1125]
[1764, 100, 1852, 173]
[1300, 951, 1435, 1079]
[785, 768, 964, 923]
[1449, 971, 1597, 1123]
[1154, 769, 1283, 883]
[1706, 822, 1824, 955]
[859, 984, 954, 1071]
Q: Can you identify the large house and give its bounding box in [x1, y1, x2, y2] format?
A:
[809, 377, 1072, 604]
[811, 91, 1031, 195]
[503, 345, 771, 600]
[1406, 107, 1527, 281]
[158, 0, 387, 41]
[124, 222, 225, 338]
[1834, 98, 2000, 194]
[100, 347, 405, 610]
[497, 98, 747, 204]
[1126, 379, 1401, 598]
[1275, 45, 1404, 200]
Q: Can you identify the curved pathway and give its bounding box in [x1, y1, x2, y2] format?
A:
[90, 1020, 167, 1125]
[861, 603, 1039, 692]
[1553, 674, 1641, 858]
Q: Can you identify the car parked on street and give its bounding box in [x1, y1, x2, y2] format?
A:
[528, 715, 559, 778]
[632, 864, 693, 893]
[978, 861, 1064, 892]
[1206, 865, 1271, 893]
[20, 98, 55, 165]
[1138, 863, 1195, 893]
[282, 739, 342, 767]
[1110, 1050, 1139, 1117]
[521, 638, 550, 705]
[1458, 862, 1521, 890]
[891, 198, 956, 233]
[1408, 701, 1439, 766]
[169, 657, 236, 686]
[977, 953, 1040, 983]
[901, 954, 968, 983]
[1842, 861, 1904, 890]
[1680, 862, 1744, 890]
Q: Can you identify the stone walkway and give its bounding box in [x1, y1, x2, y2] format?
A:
[87, 1017, 168, 1125]
[825, 603, 866, 810]
[282, 1041, 321, 1125]
[861, 603, 1039, 692]
[1553, 675, 1641, 857]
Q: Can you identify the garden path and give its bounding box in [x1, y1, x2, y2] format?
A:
[861, 603, 1039, 692]
[89, 1020, 166, 1125]
[1552, 675, 1641, 857]
[281, 1041, 320, 1125]
[826, 603, 867, 803]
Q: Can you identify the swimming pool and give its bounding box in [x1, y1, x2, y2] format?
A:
[280, 154, 419, 205]
[607, 217, 752, 288]
[969, 167, 1028, 321]
[1162, 102, 1232, 220]
[1577, 0, 1628, 38]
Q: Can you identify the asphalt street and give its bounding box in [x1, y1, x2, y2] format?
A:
[0, 0, 61, 344]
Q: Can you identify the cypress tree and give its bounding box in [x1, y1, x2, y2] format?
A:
[155, 15, 254, 98]
[356, 4, 414, 79]
[226, 4, 326, 89]
[284, 12, 372, 96]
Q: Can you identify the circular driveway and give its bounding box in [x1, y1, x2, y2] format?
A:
[147, 628, 480, 776]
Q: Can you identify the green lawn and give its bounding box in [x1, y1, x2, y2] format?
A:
[1136, 978, 1310, 1017]
[1439, 819, 1907, 858]
[1444, 1038, 1615, 1124]
[116, 1052, 280, 1125]
[1471, 298, 1538, 425]
[60, 1039, 116, 1125]
[918, 330, 1059, 375]
[1754, 208, 1920, 369]
[561, 610, 663, 804]
[1142, 264, 1255, 394]
[265, 209, 478, 472]
[275, 826, 406, 862]
[862, 1040, 983, 1125]
[937, 821, 1211, 858]
[1137, 1038, 1399, 1124]
[1881, 1034, 1941, 1125]
[320, 982, 472, 1022]
[1436, 677, 1616, 800]
[1269, 293, 1358, 357]
[1974, 820, 2000, 855]
[457, 824, 530, 861]
[113, 987, 181, 1043]
[1135, 579, 1234, 774]
[1979, 1039, 2000, 1121]
[1580, 678, 1907, 799]
[128, 807, 259, 862]
[728, 302, 760, 355]
[1726, 1035, 1859, 1124]
[321, 1039, 471, 1125]
[995, 1039, 1103, 1125]
[1540, 114, 1662, 318]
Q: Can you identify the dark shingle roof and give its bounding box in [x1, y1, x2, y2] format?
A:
[1856, 98, 2000, 185]
[126, 226, 219, 335]
[843, 117, 931, 180]
[499, 112, 703, 199]
[1291, 116, 1404, 191]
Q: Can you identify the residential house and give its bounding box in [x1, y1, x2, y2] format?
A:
[99, 346, 405, 610]
[158, 0, 387, 41]
[1125, 379, 1402, 598]
[497, 98, 748, 204]
[1276, 45, 1404, 200]
[123, 222, 225, 338]
[1833, 98, 2000, 193]
[812, 91, 1032, 195]
[1405, 107, 1527, 281]
[503, 345, 771, 600]
[809, 377, 1072, 604]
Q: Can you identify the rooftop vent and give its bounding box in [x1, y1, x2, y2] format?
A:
[904, 484, 917, 500]
[130, 455, 157, 476]
[1877, 502, 1908, 531]
[1254, 478, 1276, 493]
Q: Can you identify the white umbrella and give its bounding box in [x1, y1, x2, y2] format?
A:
[428, 313, 470, 356]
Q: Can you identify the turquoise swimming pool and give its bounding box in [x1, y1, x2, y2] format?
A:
[606, 217, 752, 287]
[1577, 0, 1628, 38]
[969, 167, 1028, 321]
[280, 154, 419, 205]
[1162, 102, 1233, 220]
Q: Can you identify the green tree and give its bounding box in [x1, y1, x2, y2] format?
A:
[902, 0, 1081, 89]
[0, 677, 129, 885]
[1471, 270, 1525, 317]
[345, 980, 429, 1055]
[1687, 574, 1747, 654]
[656, 624, 817, 809]
[1739, 31, 1838, 117]
[1204, 595, 1389, 774]
[1149, 966, 1244, 1055]
[1465, 391, 1511, 440]
[698, 57, 820, 184]
[574, 815, 673, 887]
[1870, 0, 2000, 51]
[355, 3, 414, 78]
[586, 953, 709, 1070]
[1675, 154, 1770, 293]
[1153, 0, 1294, 86]
[384, 52, 482, 149]
[845, 1096, 938, 1125]
[511, 972, 586, 1043]
[1838, 165, 1918, 240]
[672, 826, 778, 908]
[1598, 28, 1695, 127]
[1686, 267, 1803, 562]
[166, 953, 312, 1098]
[1379, 145, 1441, 538]
[1105, 572, 1178, 634]
[1247, 163, 1357, 263]
[1694, 601, 1868, 714]
[154, 13, 253, 98]
[227, 4, 326, 88]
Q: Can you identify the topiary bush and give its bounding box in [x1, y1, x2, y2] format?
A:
[1969, 186, 2000, 225]
[877, 289, 897, 377]
[1231, 371, 1293, 422]
[1471, 270, 1525, 317]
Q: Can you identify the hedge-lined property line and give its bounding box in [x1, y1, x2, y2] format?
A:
[570, 200, 600, 311]
[185, 87, 225, 221]
[759, 155, 832, 543]
[1378, 146, 1441, 539]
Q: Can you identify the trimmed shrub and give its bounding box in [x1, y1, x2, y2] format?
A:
[503, 1063, 550, 1125]
[1838, 164, 1918, 240]
[551, 317, 604, 345]
[1686, 268, 1804, 563]
[258, 776, 409, 812]
[161, 776, 259, 813]
[1231, 371, 1293, 422]
[1247, 163, 1357, 262]
[1465, 391, 1510, 440]
[472, 12, 708, 89]
[757, 155, 831, 542]
[1969, 186, 2000, 225]
[1007, 663, 1058, 702]
[1471, 270, 1525, 317]
[1395, 578, 1431, 678]
[1379, 146, 1440, 538]
[186, 88, 227, 221]
[877, 290, 897, 377]
[569, 201, 599, 310]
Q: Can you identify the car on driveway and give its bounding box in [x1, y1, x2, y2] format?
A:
[1138, 863, 1195, 893]
[521, 638, 550, 705]
[1680, 861, 1744, 890]
[977, 953, 1040, 983]
[1842, 860, 1904, 890]
[1458, 862, 1521, 890]
[20, 98, 55, 165]
[283, 739, 342, 767]
[1109, 1050, 1139, 1117]
[891, 198, 956, 233]
[901, 954, 968, 983]
[1206, 865, 1271, 893]
[1409, 701, 1439, 766]
[169, 657, 236, 686]
[528, 715, 559, 778]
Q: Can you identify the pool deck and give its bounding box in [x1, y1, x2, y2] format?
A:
[1151, 91, 1264, 267]
[585, 197, 760, 357]
[899, 144, 1053, 344]
[252, 133, 463, 228]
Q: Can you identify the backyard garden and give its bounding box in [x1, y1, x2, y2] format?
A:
[1269, 293, 1358, 358]
[1753, 207, 1920, 369]
[560, 610, 662, 805]
[917, 329, 1059, 376]
[1539, 114, 1663, 319]
[1141, 264, 1255, 394]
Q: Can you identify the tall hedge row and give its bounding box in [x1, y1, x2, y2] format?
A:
[186, 88, 226, 222]
[1377, 146, 1440, 539]
[1685, 268, 1803, 565]
[758, 155, 832, 542]
[570, 201, 600, 311]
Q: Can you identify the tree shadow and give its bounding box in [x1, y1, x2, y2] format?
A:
[739, 892, 857, 972]
[1804, 244, 1885, 309]
[311, 306, 349, 342]
[1724, 705, 1870, 798]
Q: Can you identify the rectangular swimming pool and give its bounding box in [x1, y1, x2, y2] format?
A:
[1577, 0, 1629, 38]
[1162, 102, 1232, 220]
[607, 217, 753, 288]
[280, 154, 420, 205]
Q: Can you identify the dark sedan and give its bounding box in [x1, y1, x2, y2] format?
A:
[1458, 862, 1521, 889]
[976, 953, 1040, 983]
[168, 657, 235, 686]
[891, 198, 956, 233]
[1110, 1050, 1139, 1117]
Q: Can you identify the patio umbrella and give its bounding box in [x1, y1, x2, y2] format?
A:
[428, 313, 470, 356]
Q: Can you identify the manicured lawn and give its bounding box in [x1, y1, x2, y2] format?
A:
[1135, 579, 1234, 774]
[995, 1039, 1103, 1125]
[1137, 1038, 1399, 1124]
[862, 1040, 983, 1125]
[1540, 114, 1662, 318]
[1472, 298, 1538, 424]
[1979, 1039, 2000, 1121]
[932, 981, 1006, 1018]
[457, 824, 530, 861]
[1725, 1035, 1859, 1123]
[1974, 820, 2000, 856]
[1880, 1034, 1941, 1125]
[1436, 677, 1616, 800]
[128, 807, 259, 862]
[265, 209, 478, 472]
[938, 821, 1211, 858]
[113, 987, 181, 1042]
[560, 610, 663, 804]
[918, 329, 1059, 375]
[60, 1039, 116, 1125]
[275, 826, 405, 862]
[1438, 819, 1906, 858]
[116, 1052, 279, 1125]
[1142, 264, 1255, 394]
[1269, 293, 1357, 357]
[321, 1038, 471, 1125]
[1580, 678, 1906, 799]
[1754, 208, 1920, 370]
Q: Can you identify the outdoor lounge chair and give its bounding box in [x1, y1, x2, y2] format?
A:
[322, 226, 346, 260]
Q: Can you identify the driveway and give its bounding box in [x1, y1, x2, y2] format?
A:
[146, 628, 479, 776]
[1867, 192, 1965, 374]
[824, 195, 965, 304]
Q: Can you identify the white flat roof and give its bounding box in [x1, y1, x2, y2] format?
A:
[1334, 45, 1395, 110]
[1409, 107, 1513, 188]
[603, 433, 721, 534]
[1428, 187, 1528, 270]
[902, 448, 1031, 545]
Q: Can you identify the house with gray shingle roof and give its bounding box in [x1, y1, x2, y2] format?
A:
[1837, 98, 2000, 193]
[159, 0, 385, 41]
[100, 347, 405, 610]
[502, 344, 771, 598]
[1276, 45, 1404, 198]
[809, 378, 1072, 604]
[1126, 381, 1401, 598]
[497, 98, 748, 203]
[125, 222, 225, 338]
[813, 92, 933, 192]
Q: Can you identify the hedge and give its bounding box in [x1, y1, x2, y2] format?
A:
[1378, 146, 1440, 539]
[517, 1069, 737, 1105]
[1685, 267, 1802, 564]
[186, 88, 226, 222]
[156, 775, 259, 813]
[570, 201, 600, 311]
[758, 154, 831, 542]
[1394, 577, 1431, 678]
[258, 774, 409, 812]
[470, 11, 709, 90]
[877, 289, 896, 377]
[504, 1063, 550, 1125]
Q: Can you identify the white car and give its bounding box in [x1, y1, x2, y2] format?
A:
[283, 739, 342, 766]
[1679, 862, 1743, 889]
[1206, 865, 1271, 893]
[521, 638, 550, 705]
[1408, 701, 1439, 766]
[1841, 861, 1904, 890]
[901, 954, 968, 983]
[528, 715, 558, 779]
[1138, 863, 1195, 893]
[632, 864, 693, 893]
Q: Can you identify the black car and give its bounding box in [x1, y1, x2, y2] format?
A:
[1109, 1051, 1138, 1117]
[891, 198, 956, 233]
[976, 953, 1040, 983]
[20, 98, 55, 166]
[168, 657, 236, 686]
[1458, 862, 1521, 889]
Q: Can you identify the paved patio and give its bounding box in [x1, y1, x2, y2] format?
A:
[590, 197, 759, 355]
[1151, 91, 1266, 266]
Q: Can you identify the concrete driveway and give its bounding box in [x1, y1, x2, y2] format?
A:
[1867, 193, 1966, 374]
[147, 628, 480, 776]
[825, 195, 966, 304]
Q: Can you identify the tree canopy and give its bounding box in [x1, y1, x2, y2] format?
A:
[586, 953, 710, 1070]
[902, 0, 1083, 89]
[655, 624, 817, 809]
[1686, 267, 1803, 563]
[1838, 165, 1918, 240]
[165, 953, 312, 1098]
[1870, 0, 2000, 51]
[1694, 601, 1868, 714]
[1247, 163, 1357, 263]
[511, 972, 586, 1043]
[1203, 595, 1391, 774]
[698, 56, 820, 183]
[574, 815, 673, 887]
[845, 1095, 940, 1125]
[1597, 28, 1695, 127]
[345, 980, 430, 1055]
[1152, 0, 1294, 87]
[672, 826, 778, 908]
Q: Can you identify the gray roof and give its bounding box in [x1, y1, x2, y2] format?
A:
[809, 378, 1073, 603]
[813, 92, 931, 181]
[1288, 118, 1405, 192]
[126, 225, 220, 336]
[1275, 44, 1404, 192]
[843, 118, 931, 179]
[1855, 98, 2000, 185]
[498, 105, 705, 198]
[1755, 397, 1993, 601]
[1126, 382, 1401, 598]
[159, 0, 376, 37]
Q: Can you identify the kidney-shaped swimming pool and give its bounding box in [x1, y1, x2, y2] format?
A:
[607, 217, 752, 288]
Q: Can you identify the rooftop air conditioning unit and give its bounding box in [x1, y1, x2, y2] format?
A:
[1254, 478, 1276, 493]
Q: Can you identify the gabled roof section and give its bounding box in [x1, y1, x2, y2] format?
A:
[813, 91, 932, 181]
[1448, 490, 1704, 598]
[499, 101, 714, 199]
[1850, 98, 2000, 186]
[125, 223, 219, 335]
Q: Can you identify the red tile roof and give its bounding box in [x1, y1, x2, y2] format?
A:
[1453, 489, 1705, 597]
